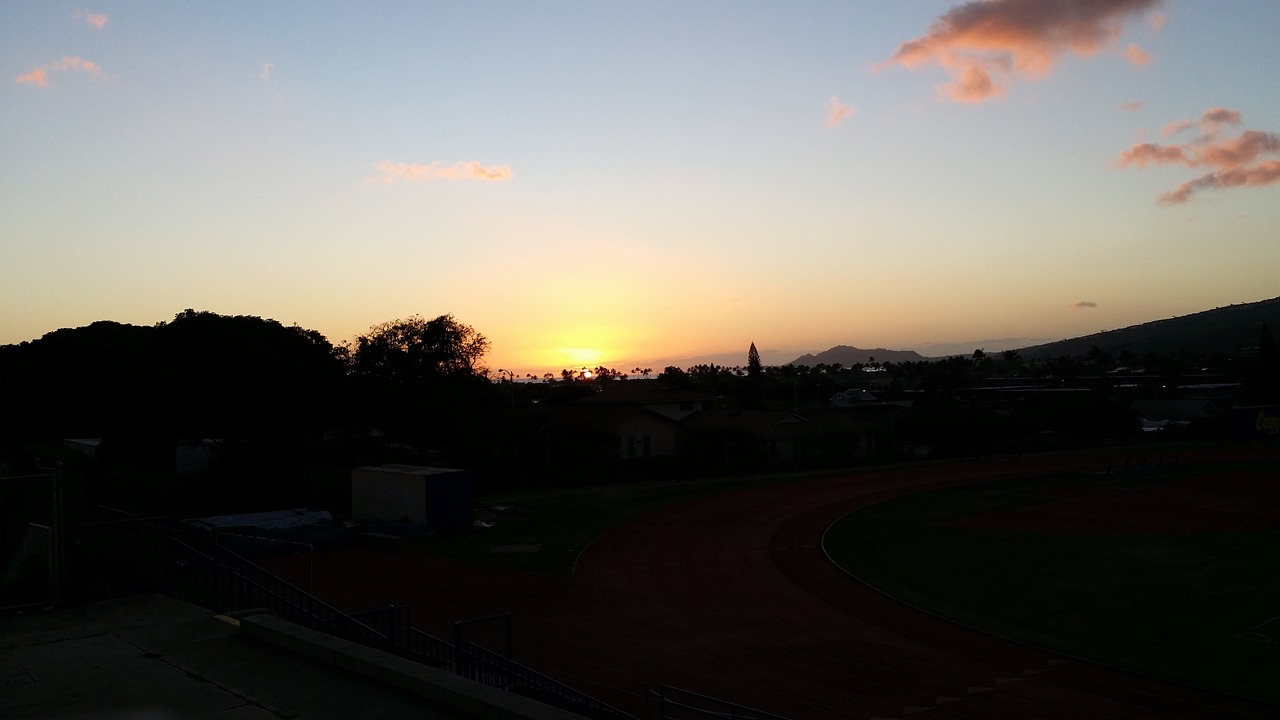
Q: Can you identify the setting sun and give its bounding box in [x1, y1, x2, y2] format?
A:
[3, 2, 1278, 384]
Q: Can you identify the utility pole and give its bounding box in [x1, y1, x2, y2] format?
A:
[497, 368, 515, 409]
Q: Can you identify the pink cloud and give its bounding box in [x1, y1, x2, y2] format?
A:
[1199, 106, 1242, 135]
[1158, 161, 1280, 205]
[1197, 130, 1280, 170]
[371, 161, 514, 185]
[943, 62, 1001, 103]
[879, 0, 1164, 103]
[1117, 142, 1190, 167]
[1123, 43, 1152, 67]
[14, 55, 107, 86]
[1117, 100, 1144, 112]
[73, 10, 108, 29]
[16, 68, 48, 87]
[1068, 301, 1098, 309]
[1117, 108, 1280, 203]
[1148, 11, 1167, 31]
[826, 96, 855, 128]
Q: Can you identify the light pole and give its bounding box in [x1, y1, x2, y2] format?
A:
[497, 368, 515, 409]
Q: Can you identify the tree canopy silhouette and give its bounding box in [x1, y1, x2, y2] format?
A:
[346, 314, 492, 445]
[349, 314, 488, 382]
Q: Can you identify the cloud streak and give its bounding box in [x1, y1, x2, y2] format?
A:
[1123, 43, 1151, 67]
[15, 56, 108, 87]
[73, 10, 108, 29]
[1068, 301, 1098, 309]
[879, 0, 1163, 103]
[1116, 107, 1280, 204]
[826, 96, 855, 128]
[371, 161, 514, 185]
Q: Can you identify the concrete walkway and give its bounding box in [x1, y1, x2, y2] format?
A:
[0, 594, 579, 720]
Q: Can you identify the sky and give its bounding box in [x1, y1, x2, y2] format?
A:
[3, 1, 1279, 376]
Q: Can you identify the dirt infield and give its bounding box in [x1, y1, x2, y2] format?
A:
[264, 444, 1279, 719]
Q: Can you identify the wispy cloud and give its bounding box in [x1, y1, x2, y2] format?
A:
[1116, 107, 1280, 204]
[73, 10, 108, 29]
[370, 161, 514, 185]
[878, 0, 1164, 103]
[15, 56, 108, 87]
[258, 63, 274, 81]
[1200, 106, 1242, 134]
[826, 96, 855, 128]
[1158, 162, 1280, 205]
[1068, 301, 1098, 309]
[1123, 43, 1152, 67]
[1118, 100, 1144, 112]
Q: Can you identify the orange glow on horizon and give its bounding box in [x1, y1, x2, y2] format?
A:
[558, 346, 605, 368]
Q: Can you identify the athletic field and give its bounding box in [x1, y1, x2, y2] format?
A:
[265, 443, 1279, 718]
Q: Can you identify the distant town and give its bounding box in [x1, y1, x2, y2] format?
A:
[1, 298, 1277, 520]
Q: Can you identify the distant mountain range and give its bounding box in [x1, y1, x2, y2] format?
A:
[789, 346, 928, 366]
[789, 296, 1280, 365]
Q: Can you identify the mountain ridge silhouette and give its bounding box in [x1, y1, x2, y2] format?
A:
[789, 296, 1280, 364]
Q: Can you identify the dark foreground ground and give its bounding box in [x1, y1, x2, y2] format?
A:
[265, 444, 1280, 719]
[0, 593, 475, 720]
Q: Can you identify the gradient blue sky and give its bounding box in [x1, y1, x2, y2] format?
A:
[4, 1, 1279, 374]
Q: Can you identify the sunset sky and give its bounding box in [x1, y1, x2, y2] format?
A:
[4, 1, 1279, 375]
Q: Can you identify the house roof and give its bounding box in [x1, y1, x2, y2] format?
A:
[684, 407, 879, 439]
[575, 380, 710, 406]
[542, 404, 684, 435]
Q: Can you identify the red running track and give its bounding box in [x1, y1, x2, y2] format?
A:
[265, 447, 1278, 719]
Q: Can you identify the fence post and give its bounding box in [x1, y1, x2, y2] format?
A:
[453, 621, 466, 680]
[49, 466, 63, 605]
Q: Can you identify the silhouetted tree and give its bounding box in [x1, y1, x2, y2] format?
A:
[152, 309, 346, 441]
[347, 314, 491, 446]
[1087, 345, 1113, 372]
[349, 314, 488, 381]
[591, 366, 625, 383]
[747, 342, 763, 379]
[658, 365, 691, 389]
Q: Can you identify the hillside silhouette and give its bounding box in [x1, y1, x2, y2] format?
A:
[793, 297, 1280, 362]
[1016, 297, 1280, 360]
[790, 345, 927, 366]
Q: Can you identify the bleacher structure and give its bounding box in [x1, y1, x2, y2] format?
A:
[2, 469, 787, 720]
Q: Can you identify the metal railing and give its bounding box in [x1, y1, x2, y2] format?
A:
[170, 538, 629, 716]
[0, 523, 56, 610]
[645, 685, 790, 720]
[351, 603, 455, 668]
[457, 640, 637, 720]
[0, 470, 60, 609]
[62, 517, 171, 598]
[32, 511, 636, 719]
[166, 536, 406, 652]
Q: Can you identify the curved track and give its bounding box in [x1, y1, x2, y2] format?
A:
[269, 448, 1278, 719]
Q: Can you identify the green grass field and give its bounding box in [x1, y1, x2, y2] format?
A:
[823, 464, 1280, 703]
